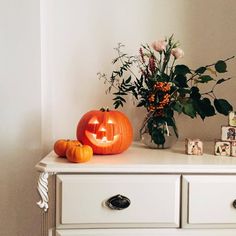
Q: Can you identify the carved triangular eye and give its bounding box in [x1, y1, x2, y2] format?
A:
[107, 119, 113, 124]
[88, 117, 99, 124]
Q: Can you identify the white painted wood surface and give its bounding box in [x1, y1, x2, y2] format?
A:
[182, 175, 236, 228]
[55, 228, 236, 236]
[37, 172, 49, 212]
[35, 142, 236, 235]
[56, 174, 180, 228]
[36, 142, 236, 174]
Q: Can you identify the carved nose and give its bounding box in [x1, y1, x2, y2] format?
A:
[98, 125, 106, 132]
[96, 125, 106, 140]
[96, 124, 114, 141]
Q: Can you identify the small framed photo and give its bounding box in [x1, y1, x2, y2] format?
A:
[215, 140, 231, 156]
[221, 126, 236, 141]
[229, 111, 236, 127]
[185, 138, 203, 155]
[231, 142, 236, 157]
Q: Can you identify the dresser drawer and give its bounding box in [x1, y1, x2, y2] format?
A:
[182, 175, 236, 228]
[56, 174, 180, 228]
[56, 229, 236, 236]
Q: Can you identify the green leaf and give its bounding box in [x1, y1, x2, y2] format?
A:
[114, 103, 119, 109]
[190, 86, 201, 100]
[183, 101, 196, 118]
[178, 88, 191, 95]
[151, 129, 165, 145]
[197, 98, 215, 119]
[113, 92, 127, 96]
[125, 85, 136, 92]
[214, 98, 233, 115]
[113, 96, 126, 102]
[215, 60, 227, 73]
[137, 100, 146, 107]
[113, 71, 120, 75]
[172, 101, 183, 113]
[171, 118, 179, 138]
[197, 75, 214, 83]
[202, 97, 211, 105]
[174, 65, 192, 75]
[113, 100, 123, 109]
[147, 118, 154, 135]
[125, 76, 132, 84]
[195, 66, 206, 74]
[174, 74, 188, 87]
[216, 78, 231, 85]
[160, 73, 170, 82]
[165, 107, 174, 117]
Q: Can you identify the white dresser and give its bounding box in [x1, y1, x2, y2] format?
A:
[36, 142, 236, 236]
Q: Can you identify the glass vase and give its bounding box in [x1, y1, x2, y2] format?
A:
[140, 113, 178, 149]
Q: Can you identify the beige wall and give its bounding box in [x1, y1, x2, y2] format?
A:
[1, 0, 236, 235]
[0, 0, 41, 235]
[42, 0, 236, 148]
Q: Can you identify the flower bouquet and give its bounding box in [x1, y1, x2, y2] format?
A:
[99, 35, 234, 148]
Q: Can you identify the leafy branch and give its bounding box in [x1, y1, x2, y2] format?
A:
[98, 36, 234, 146]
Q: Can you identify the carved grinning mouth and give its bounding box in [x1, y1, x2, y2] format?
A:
[85, 131, 119, 146]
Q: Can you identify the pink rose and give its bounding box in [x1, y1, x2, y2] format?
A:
[152, 40, 167, 52]
[171, 48, 184, 59]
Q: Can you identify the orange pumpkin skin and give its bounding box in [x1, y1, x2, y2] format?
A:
[66, 144, 93, 163]
[76, 109, 133, 154]
[53, 139, 81, 157]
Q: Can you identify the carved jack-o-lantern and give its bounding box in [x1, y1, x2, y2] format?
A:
[76, 108, 133, 154]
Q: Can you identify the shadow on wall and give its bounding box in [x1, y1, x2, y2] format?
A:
[91, 0, 236, 142]
[51, 0, 236, 143]
[0, 112, 42, 236]
[175, 0, 236, 140]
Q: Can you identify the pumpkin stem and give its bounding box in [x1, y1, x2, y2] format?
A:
[100, 107, 110, 112]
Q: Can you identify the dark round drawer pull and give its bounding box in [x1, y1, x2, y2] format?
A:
[233, 200, 236, 209]
[105, 194, 131, 210]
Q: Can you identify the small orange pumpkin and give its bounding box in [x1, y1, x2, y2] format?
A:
[66, 143, 93, 163]
[54, 139, 81, 157]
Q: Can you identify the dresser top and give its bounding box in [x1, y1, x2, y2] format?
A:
[35, 142, 236, 174]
